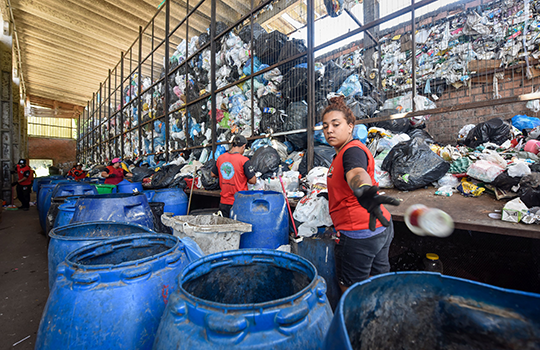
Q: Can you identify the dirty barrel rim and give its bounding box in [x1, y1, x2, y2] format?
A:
[177, 248, 319, 310]
[49, 221, 155, 241]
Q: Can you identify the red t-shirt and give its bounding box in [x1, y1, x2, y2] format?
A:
[327, 140, 390, 232]
[17, 165, 33, 186]
[104, 165, 126, 185]
[214, 152, 255, 205]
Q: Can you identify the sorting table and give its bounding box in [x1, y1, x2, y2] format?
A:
[383, 188, 540, 239]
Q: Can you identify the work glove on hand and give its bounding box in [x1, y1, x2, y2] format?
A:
[11, 181, 18, 187]
[353, 185, 401, 231]
[108, 173, 116, 178]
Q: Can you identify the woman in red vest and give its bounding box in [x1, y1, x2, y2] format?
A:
[101, 158, 133, 185]
[322, 96, 400, 292]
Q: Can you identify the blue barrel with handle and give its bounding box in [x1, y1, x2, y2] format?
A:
[231, 191, 289, 249]
[54, 200, 78, 228]
[117, 179, 143, 193]
[47, 221, 155, 290]
[51, 182, 97, 198]
[34, 175, 65, 197]
[38, 181, 71, 231]
[37, 234, 202, 350]
[145, 188, 189, 216]
[153, 249, 333, 350]
[37, 179, 69, 213]
[70, 193, 154, 229]
[323, 272, 540, 349]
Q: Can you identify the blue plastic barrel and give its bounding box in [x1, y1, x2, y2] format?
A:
[54, 200, 77, 228]
[47, 221, 156, 290]
[145, 188, 188, 216]
[37, 234, 202, 349]
[295, 230, 341, 311]
[154, 249, 332, 349]
[38, 182, 70, 231]
[37, 178, 67, 211]
[34, 175, 65, 195]
[70, 193, 154, 229]
[323, 272, 540, 349]
[231, 191, 289, 249]
[51, 182, 97, 198]
[117, 179, 143, 193]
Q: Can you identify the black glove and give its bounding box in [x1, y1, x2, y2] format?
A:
[11, 181, 18, 187]
[108, 173, 116, 178]
[353, 185, 401, 231]
[10, 170, 16, 175]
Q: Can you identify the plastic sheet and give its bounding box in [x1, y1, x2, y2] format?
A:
[466, 160, 505, 183]
[381, 138, 450, 191]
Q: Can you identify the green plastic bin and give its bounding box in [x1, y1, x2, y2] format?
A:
[92, 184, 117, 194]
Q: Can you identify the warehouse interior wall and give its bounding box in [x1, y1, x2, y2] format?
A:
[28, 137, 76, 171]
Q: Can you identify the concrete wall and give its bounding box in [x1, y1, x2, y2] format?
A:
[28, 137, 76, 170]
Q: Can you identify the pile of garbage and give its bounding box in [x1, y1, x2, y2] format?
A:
[380, 0, 539, 93]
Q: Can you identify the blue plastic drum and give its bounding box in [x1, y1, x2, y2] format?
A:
[51, 182, 97, 198]
[231, 191, 289, 249]
[70, 193, 154, 229]
[54, 200, 77, 228]
[145, 188, 188, 216]
[37, 234, 202, 349]
[153, 249, 333, 349]
[323, 272, 540, 349]
[117, 179, 143, 194]
[47, 221, 156, 290]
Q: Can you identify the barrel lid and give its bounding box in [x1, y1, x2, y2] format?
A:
[426, 253, 439, 260]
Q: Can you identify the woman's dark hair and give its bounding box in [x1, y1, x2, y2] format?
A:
[322, 96, 355, 125]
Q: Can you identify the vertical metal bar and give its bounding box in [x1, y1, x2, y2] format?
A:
[210, 0, 217, 157]
[92, 93, 95, 162]
[411, 0, 416, 112]
[77, 107, 80, 161]
[184, 0, 190, 154]
[164, 0, 170, 162]
[306, 0, 315, 171]
[120, 52, 125, 160]
[250, 0, 254, 137]
[138, 26, 143, 158]
[378, 40, 382, 91]
[108, 69, 112, 159]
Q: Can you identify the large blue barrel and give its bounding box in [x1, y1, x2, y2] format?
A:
[323, 272, 540, 349]
[231, 191, 289, 249]
[54, 200, 77, 228]
[47, 221, 155, 290]
[70, 193, 154, 229]
[34, 175, 65, 195]
[38, 182, 69, 231]
[51, 182, 97, 198]
[37, 234, 201, 349]
[153, 249, 333, 349]
[295, 230, 341, 311]
[146, 188, 188, 216]
[117, 179, 143, 193]
[37, 178, 67, 211]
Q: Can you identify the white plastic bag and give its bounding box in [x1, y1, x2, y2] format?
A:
[293, 189, 333, 234]
[306, 167, 328, 188]
[466, 160, 505, 183]
[507, 162, 531, 178]
[436, 174, 460, 188]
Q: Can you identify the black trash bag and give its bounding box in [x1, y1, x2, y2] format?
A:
[131, 166, 155, 182]
[215, 21, 228, 36]
[200, 160, 220, 190]
[251, 146, 281, 179]
[354, 96, 378, 119]
[278, 39, 307, 75]
[530, 162, 540, 173]
[198, 32, 209, 47]
[464, 118, 512, 148]
[151, 164, 182, 189]
[149, 202, 172, 234]
[372, 116, 411, 134]
[238, 23, 267, 44]
[519, 187, 540, 207]
[407, 129, 435, 144]
[49, 166, 61, 175]
[298, 145, 336, 177]
[285, 102, 308, 150]
[260, 111, 285, 134]
[255, 31, 288, 66]
[281, 67, 308, 102]
[323, 60, 353, 92]
[169, 174, 191, 189]
[259, 93, 286, 111]
[491, 171, 522, 192]
[381, 138, 450, 191]
[89, 165, 106, 177]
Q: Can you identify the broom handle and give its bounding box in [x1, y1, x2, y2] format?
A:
[279, 175, 298, 237]
[187, 174, 195, 215]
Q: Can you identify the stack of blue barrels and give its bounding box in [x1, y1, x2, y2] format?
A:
[35, 181, 540, 349]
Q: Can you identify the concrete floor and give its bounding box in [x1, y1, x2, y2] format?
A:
[0, 201, 48, 350]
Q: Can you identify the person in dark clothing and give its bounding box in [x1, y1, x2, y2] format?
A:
[12, 159, 33, 210]
[211, 135, 257, 218]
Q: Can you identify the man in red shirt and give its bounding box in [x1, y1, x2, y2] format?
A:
[67, 163, 87, 181]
[211, 135, 256, 218]
[12, 159, 33, 210]
[101, 158, 133, 185]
